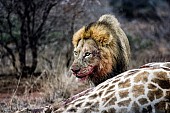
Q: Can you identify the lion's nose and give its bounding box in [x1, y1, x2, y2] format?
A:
[71, 66, 80, 74]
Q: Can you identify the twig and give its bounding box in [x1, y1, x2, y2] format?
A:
[10, 74, 22, 109]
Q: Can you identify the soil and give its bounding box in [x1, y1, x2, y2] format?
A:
[0, 74, 89, 112]
[0, 74, 46, 112]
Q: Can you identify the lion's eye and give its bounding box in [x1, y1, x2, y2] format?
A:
[74, 51, 78, 56]
[85, 52, 91, 57]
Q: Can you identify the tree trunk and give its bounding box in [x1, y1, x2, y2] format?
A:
[19, 37, 27, 75]
[19, 18, 27, 76]
[30, 41, 38, 75]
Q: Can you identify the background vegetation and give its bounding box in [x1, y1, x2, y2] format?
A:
[0, 0, 169, 112]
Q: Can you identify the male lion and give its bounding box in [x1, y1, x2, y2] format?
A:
[71, 14, 130, 86]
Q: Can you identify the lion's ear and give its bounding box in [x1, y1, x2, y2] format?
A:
[105, 33, 113, 45]
[88, 25, 113, 47]
[97, 32, 113, 47]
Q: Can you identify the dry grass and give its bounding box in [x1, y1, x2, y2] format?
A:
[0, 51, 89, 112]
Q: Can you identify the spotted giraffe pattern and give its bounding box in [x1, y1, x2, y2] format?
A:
[54, 62, 170, 113]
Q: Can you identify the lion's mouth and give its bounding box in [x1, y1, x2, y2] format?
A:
[72, 65, 96, 81]
[75, 74, 88, 81]
[76, 75, 86, 78]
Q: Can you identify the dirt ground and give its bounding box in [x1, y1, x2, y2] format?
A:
[0, 75, 44, 112]
[0, 72, 89, 112]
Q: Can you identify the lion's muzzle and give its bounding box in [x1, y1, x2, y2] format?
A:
[71, 64, 95, 80]
[71, 64, 81, 74]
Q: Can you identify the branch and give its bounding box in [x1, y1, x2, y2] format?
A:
[0, 41, 18, 72]
[6, 11, 19, 49]
[0, 1, 20, 50]
[35, 1, 59, 37]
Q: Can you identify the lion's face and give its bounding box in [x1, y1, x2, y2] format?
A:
[71, 38, 100, 81]
[71, 15, 130, 86]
